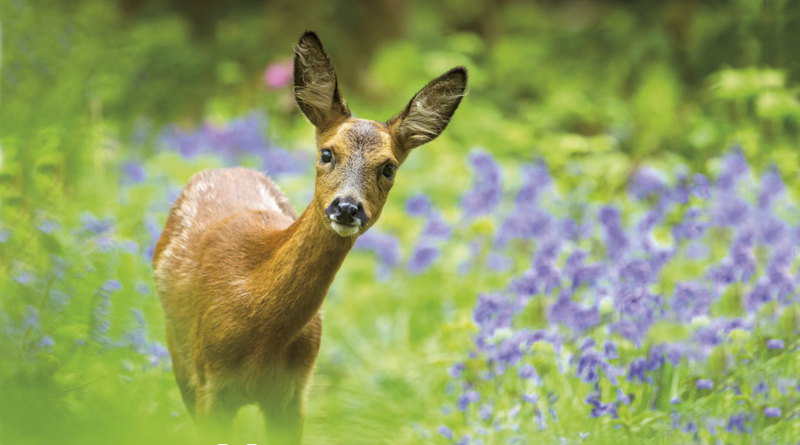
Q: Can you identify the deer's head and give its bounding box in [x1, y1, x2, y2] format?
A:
[293, 31, 467, 237]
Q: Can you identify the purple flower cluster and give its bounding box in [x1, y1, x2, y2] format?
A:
[158, 112, 307, 177]
[431, 148, 798, 442]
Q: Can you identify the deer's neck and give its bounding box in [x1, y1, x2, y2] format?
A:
[253, 204, 355, 343]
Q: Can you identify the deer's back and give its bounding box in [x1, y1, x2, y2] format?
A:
[153, 168, 297, 364]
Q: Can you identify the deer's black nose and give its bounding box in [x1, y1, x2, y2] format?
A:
[325, 197, 367, 226]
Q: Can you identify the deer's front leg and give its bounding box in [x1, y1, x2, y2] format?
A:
[195, 375, 238, 441]
[261, 394, 304, 445]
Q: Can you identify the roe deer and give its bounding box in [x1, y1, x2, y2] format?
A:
[153, 31, 467, 444]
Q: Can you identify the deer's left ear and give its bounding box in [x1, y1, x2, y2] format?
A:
[388, 67, 467, 151]
[293, 31, 351, 130]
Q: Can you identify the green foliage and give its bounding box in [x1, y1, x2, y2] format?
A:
[2, 1, 800, 444]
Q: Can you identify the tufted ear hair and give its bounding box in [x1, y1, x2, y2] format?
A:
[293, 31, 351, 130]
[388, 67, 467, 151]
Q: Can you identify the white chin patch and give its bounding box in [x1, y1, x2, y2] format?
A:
[331, 221, 361, 237]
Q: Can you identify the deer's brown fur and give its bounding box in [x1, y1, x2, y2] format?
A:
[153, 31, 466, 444]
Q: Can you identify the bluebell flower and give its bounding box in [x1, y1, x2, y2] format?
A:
[671, 282, 710, 321]
[405, 194, 432, 216]
[767, 339, 784, 350]
[407, 243, 439, 275]
[696, 379, 713, 390]
[763, 407, 781, 418]
[726, 414, 747, 433]
[576, 350, 605, 383]
[508, 270, 539, 296]
[548, 294, 599, 333]
[712, 196, 749, 226]
[603, 341, 618, 360]
[461, 151, 502, 217]
[354, 230, 401, 277]
[616, 388, 631, 405]
[423, 212, 452, 240]
[437, 425, 453, 440]
[584, 392, 617, 418]
[496, 209, 553, 245]
[672, 207, 706, 240]
[38, 335, 55, 349]
[261, 148, 307, 177]
[457, 389, 480, 411]
[518, 363, 538, 380]
[473, 293, 515, 334]
[716, 147, 749, 191]
[0, 228, 10, 243]
[81, 212, 115, 235]
[486, 252, 512, 272]
[450, 362, 465, 378]
[691, 173, 710, 199]
[122, 161, 146, 184]
[515, 161, 551, 208]
[627, 358, 647, 383]
[479, 404, 493, 421]
[599, 206, 628, 260]
[14, 271, 34, 285]
[629, 168, 667, 200]
[753, 381, 769, 396]
[37, 219, 60, 234]
[757, 165, 784, 209]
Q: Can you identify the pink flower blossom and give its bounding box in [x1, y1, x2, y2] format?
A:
[263, 60, 293, 89]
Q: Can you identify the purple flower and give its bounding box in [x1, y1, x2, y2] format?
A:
[518, 363, 538, 380]
[102, 279, 122, 293]
[354, 230, 401, 276]
[486, 252, 512, 272]
[122, 161, 146, 184]
[405, 194, 432, 216]
[37, 219, 60, 234]
[407, 243, 439, 274]
[497, 209, 553, 245]
[478, 404, 493, 422]
[81, 213, 115, 235]
[691, 173, 710, 199]
[461, 151, 502, 217]
[423, 213, 452, 239]
[599, 206, 628, 260]
[627, 358, 647, 383]
[457, 389, 480, 411]
[261, 148, 306, 176]
[584, 392, 618, 418]
[726, 414, 747, 433]
[763, 407, 781, 418]
[548, 294, 599, 333]
[473, 293, 515, 334]
[38, 335, 55, 348]
[716, 148, 749, 191]
[629, 168, 667, 200]
[757, 165, 784, 209]
[696, 379, 713, 390]
[515, 161, 551, 208]
[603, 341, 618, 360]
[449, 362, 465, 378]
[576, 350, 605, 383]
[766, 339, 784, 350]
[437, 425, 453, 440]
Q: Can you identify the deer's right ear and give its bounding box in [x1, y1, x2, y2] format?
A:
[293, 31, 351, 130]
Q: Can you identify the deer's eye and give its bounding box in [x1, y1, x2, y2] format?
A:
[382, 164, 397, 179]
[320, 149, 333, 163]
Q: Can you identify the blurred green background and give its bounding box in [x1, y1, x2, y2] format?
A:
[2, 0, 800, 444]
